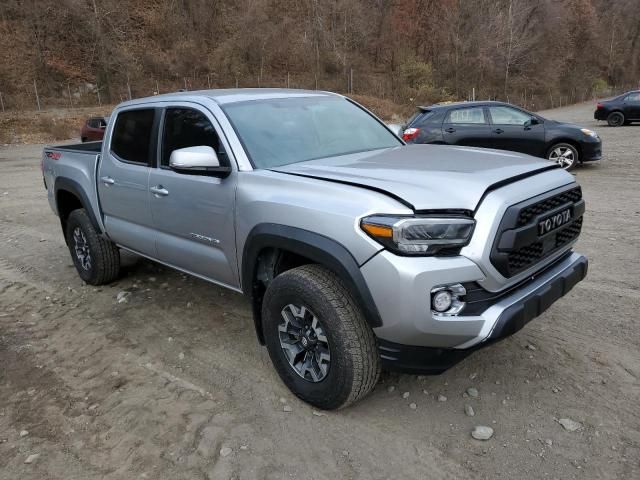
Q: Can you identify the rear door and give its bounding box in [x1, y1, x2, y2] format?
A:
[441, 106, 492, 147]
[487, 105, 546, 157]
[623, 92, 640, 119]
[97, 107, 158, 256]
[148, 105, 239, 289]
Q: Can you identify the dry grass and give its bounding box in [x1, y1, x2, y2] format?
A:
[348, 94, 414, 122]
[0, 106, 113, 144]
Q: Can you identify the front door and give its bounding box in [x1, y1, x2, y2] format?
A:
[97, 107, 157, 256]
[487, 106, 546, 157]
[441, 106, 492, 148]
[148, 106, 239, 289]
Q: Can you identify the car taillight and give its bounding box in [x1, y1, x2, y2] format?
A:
[596, 103, 604, 109]
[402, 127, 421, 141]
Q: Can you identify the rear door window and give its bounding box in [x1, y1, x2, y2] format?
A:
[488, 106, 532, 125]
[445, 107, 486, 124]
[161, 108, 228, 168]
[625, 92, 640, 102]
[110, 109, 156, 165]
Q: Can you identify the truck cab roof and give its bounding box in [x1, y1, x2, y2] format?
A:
[119, 88, 340, 108]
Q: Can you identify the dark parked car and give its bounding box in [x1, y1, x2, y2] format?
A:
[80, 116, 109, 142]
[594, 90, 640, 126]
[402, 101, 601, 170]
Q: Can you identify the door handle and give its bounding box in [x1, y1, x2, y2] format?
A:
[100, 176, 115, 186]
[150, 185, 169, 197]
[444, 127, 456, 133]
[493, 128, 504, 134]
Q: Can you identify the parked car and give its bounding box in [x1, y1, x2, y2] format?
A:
[402, 101, 601, 170]
[43, 89, 587, 409]
[80, 116, 109, 142]
[594, 90, 640, 126]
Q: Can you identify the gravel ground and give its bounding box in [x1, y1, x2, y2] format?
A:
[0, 102, 638, 479]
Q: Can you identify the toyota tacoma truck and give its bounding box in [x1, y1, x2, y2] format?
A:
[42, 89, 588, 409]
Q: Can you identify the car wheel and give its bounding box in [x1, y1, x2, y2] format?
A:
[65, 209, 120, 285]
[548, 143, 578, 170]
[607, 111, 624, 127]
[262, 264, 380, 410]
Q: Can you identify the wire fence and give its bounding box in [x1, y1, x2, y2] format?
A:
[0, 70, 637, 115]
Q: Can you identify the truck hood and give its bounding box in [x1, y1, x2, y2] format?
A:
[271, 144, 558, 211]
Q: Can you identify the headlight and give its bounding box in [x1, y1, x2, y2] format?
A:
[360, 215, 475, 255]
[580, 128, 598, 138]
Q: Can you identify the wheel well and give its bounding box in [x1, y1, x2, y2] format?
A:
[56, 189, 84, 239]
[547, 139, 582, 161]
[251, 247, 315, 344]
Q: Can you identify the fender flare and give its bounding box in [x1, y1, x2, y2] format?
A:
[242, 224, 383, 343]
[54, 177, 102, 234]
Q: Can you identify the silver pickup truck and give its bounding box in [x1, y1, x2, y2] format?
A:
[43, 89, 587, 409]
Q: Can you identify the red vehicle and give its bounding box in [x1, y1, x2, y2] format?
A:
[80, 116, 109, 142]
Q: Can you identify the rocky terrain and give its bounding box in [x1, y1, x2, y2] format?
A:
[0, 102, 638, 479]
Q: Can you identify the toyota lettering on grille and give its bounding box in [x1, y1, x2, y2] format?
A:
[538, 208, 572, 235]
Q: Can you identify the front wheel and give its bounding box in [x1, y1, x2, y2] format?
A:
[548, 143, 578, 170]
[607, 111, 624, 127]
[262, 265, 380, 410]
[65, 209, 120, 285]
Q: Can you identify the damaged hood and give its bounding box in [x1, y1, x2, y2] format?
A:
[271, 144, 559, 211]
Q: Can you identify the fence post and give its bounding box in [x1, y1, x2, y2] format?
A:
[127, 74, 132, 100]
[97, 87, 102, 106]
[67, 82, 73, 108]
[287, 72, 290, 88]
[350, 68, 353, 94]
[33, 80, 41, 111]
[207, 74, 211, 89]
[155, 80, 159, 95]
[184, 77, 188, 90]
[0, 92, 4, 112]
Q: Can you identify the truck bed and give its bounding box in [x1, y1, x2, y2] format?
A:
[47, 141, 102, 154]
[43, 142, 104, 232]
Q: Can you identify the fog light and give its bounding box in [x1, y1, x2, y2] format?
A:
[431, 284, 466, 316]
[432, 290, 453, 312]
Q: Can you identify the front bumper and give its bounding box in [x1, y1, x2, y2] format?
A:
[580, 137, 602, 162]
[368, 252, 587, 373]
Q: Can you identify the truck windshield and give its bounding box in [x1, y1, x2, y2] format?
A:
[221, 96, 402, 168]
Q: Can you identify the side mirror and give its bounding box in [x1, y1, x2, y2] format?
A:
[169, 146, 230, 177]
[524, 117, 540, 127]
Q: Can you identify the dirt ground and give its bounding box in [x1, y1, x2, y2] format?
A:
[0, 102, 638, 479]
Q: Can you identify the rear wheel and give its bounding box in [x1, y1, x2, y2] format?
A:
[548, 143, 578, 170]
[607, 111, 624, 127]
[262, 265, 380, 410]
[65, 209, 120, 285]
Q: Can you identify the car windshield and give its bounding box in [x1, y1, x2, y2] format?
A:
[221, 96, 402, 168]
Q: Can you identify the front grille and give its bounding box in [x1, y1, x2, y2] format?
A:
[491, 186, 585, 278]
[508, 242, 544, 272]
[556, 216, 583, 248]
[516, 187, 582, 226]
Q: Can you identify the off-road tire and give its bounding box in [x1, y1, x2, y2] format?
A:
[65, 209, 120, 285]
[262, 264, 380, 410]
[607, 111, 624, 127]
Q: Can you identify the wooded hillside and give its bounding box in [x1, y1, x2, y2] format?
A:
[1, 0, 639, 111]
